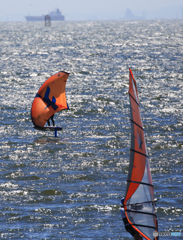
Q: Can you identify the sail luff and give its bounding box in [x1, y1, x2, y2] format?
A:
[124, 68, 158, 240]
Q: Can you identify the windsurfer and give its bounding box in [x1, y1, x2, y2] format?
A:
[47, 114, 55, 126]
[121, 198, 142, 240]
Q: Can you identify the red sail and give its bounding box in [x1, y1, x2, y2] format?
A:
[124, 69, 158, 240]
[31, 71, 69, 128]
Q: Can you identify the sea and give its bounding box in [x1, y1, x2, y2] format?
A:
[0, 20, 182, 239]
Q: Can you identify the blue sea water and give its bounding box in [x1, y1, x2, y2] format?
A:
[0, 20, 183, 239]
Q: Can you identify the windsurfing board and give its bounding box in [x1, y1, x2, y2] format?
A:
[34, 126, 62, 131]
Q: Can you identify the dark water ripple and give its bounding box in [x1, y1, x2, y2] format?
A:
[0, 20, 183, 239]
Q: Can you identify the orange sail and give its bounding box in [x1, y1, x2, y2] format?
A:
[31, 71, 69, 128]
[124, 69, 158, 239]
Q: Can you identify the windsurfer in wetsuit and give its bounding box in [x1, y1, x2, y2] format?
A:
[47, 114, 55, 126]
[121, 197, 142, 240]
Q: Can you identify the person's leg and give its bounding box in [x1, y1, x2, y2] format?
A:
[125, 225, 142, 240]
[134, 233, 143, 240]
[51, 115, 55, 126]
[47, 119, 50, 126]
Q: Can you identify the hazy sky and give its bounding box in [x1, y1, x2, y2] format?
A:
[0, 0, 183, 21]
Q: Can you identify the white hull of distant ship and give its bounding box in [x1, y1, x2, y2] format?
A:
[25, 9, 65, 21]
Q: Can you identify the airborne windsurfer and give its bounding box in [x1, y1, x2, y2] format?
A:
[120, 198, 142, 240]
[31, 71, 69, 130]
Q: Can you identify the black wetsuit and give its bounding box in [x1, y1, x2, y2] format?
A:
[47, 114, 55, 126]
[121, 206, 138, 237]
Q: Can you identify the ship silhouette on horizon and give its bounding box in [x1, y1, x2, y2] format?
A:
[25, 9, 65, 21]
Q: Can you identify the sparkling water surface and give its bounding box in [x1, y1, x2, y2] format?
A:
[0, 20, 183, 239]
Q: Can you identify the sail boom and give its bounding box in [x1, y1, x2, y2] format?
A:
[125, 209, 157, 217]
[127, 180, 154, 187]
[124, 199, 157, 207]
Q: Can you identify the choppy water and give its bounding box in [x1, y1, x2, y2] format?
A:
[0, 20, 183, 239]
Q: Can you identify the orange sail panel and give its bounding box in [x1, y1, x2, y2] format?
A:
[31, 71, 69, 128]
[124, 69, 158, 240]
